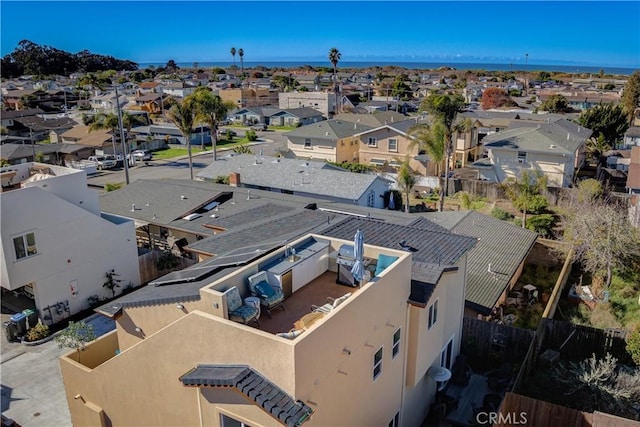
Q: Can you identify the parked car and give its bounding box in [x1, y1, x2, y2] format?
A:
[130, 150, 152, 161]
[88, 155, 117, 170]
[218, 128, 237, 137]
[250, 123, 268, 131]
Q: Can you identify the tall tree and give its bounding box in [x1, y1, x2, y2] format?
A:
[538, 94, 570, 113]
[562, 194, 640, 288]
[621, 70, 640, 124]
[238, 48, 245, 80]
[168, 99, 195, 180]
[481, 87, 518, 110]
[188, 87, 231, 162]
[577, 103, 629, 148]
[230, 47, 236, 70]
[501, 170, 549, 229]
[420, 94, 466, 211]
[396, 157, 416, 213]
[121, 112, 147, 156]
[328, 48, 341, 110]
[409, 121, 446, 177]
[88, 112, 119, 158]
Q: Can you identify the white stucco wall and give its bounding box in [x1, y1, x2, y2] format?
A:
[1, 186, 140, 323]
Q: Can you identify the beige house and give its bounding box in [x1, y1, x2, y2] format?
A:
[60, 217, 474, 426]
[285, 119, 372, 162]
[355, 118, 435, 175]
[218, 88, 279, 108]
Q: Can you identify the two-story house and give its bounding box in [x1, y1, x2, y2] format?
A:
[0, 162, 140, 325]
[59, 196, 475, 426]
[354, 117, 435, 175]
[279, 92, 337, 118]
[473, 120, 591, 187]
[285, 119, 372, 163]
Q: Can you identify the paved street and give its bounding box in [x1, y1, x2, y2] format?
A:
[86, 132, 288, 188]
[1, 314, 115, 427]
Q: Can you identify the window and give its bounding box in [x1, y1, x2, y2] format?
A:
[441, 336, 454, 370]
[304, 138, 312, 148]
[13, 232, 37, 260]
[388, 411, 400, 427]
[368, 137, 378, 147]
[373, 347, 383, 380]
[428, 299, 438, 330]
[388, 138, 398, 152]
[517, 151, 527, 164]
[392, 328, 401, 358]
[220, 414, 251, 427]
[367, 191, 375, 207]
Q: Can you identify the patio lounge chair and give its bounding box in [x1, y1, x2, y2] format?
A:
[225, 286, 259, 326]
[311, 292, 352, 314]
[248, 271, 285, 318]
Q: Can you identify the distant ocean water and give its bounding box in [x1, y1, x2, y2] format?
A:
[138, 61, 638, 75]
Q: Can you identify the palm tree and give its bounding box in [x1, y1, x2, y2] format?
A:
[168, 99, 195, 180]
[121, 112, 147, 156]
[396, 157, 416, 213]
[238, 48, 245, 80]
[189, 87, 231, 162]
[421, 94, 466, 211]
[328, 48, 341, 110]
[88, 112, 119, 160]
[230, 47, 236, 70]
[409, 121, 446, 177]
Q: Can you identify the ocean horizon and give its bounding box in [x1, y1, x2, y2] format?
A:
[138, 61, 638, 76]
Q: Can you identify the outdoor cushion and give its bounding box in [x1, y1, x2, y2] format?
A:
[254, 280, 276, 298]
[276, 329, 304, 340]
[229, 304, 259, 323]
[375, 254, 399, 276]
[226, 286, 243, 311]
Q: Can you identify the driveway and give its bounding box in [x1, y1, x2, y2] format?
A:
[1, 314, 115, 427]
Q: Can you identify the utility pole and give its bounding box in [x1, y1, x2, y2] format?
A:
[524, 53, 529, 96]
[115, 85, 130, 184]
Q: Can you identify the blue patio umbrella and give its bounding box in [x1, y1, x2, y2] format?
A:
[388, 192, 395, 210]
[351, 229, 365, 284]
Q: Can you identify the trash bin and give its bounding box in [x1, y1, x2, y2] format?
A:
[10, 312, 27, 336]
[22, 308, 38, 329]
[3, 321, 18, 342]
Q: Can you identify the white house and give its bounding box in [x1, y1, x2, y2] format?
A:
[0, 162, 140, 325]
[279, 91, 337, 117]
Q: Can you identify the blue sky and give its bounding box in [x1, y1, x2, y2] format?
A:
[1, 1, 639, 67]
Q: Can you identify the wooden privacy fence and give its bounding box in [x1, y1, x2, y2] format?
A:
[462, 317, 535, 363]
[497, 392, 640, 427]
[537, 318, 630, 363]
[497, 392, 591, 427]
[138, 250, 197, 284]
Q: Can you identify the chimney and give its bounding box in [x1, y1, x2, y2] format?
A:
[229, 172, 241, 187]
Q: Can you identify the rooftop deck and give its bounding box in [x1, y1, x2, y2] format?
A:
[252, 271, 361, 335]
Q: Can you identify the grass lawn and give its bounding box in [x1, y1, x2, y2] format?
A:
[152, 140, 253, 159]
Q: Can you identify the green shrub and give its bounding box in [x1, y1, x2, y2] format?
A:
[245, 130, 258, 141]
[491, 207, 513, 221]
[26, 321, 50, 342]
[104, 182, 124, 192]
[526, 214, 557, 237]
[214, 175, 229, 184]
[627, 327, 640, 366]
